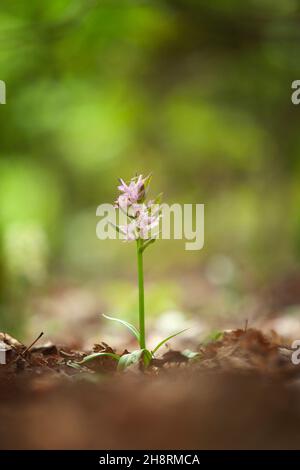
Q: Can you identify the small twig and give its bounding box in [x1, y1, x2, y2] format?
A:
[21, 332, 44, 357]
[244, 319, 248, 332]
[7, 332, 44, 365]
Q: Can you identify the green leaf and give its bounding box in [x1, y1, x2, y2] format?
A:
[117, 349, 153, 371]
[78, 352, 120, 365]
[143, 349, 153, 367]
[143, 173, 153, 190]
[102, 314, 140, 342]
[153, 192, 163, 205]
[152, 328, 189, 355]
[117, 350, 143, 371]
[140, 237, 156, 253]
[202, 330, 223, 345]
[182, 349, 200, 360]
[66, 360, 83, 370]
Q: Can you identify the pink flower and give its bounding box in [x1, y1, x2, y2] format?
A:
[115, 174, 161, 242]
[119, 220, 138, 241]
[116, 175, 145, 208]
[135, 204, 160, 240]
[139, 217, 160, 240]
[116, 194, 130, 210]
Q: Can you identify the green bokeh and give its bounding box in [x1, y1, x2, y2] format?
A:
[0, 0, 299, 337]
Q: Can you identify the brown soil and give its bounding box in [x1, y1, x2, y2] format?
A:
[0, 328, 300, 449]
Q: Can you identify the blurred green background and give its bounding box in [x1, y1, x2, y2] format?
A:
[1, 0, 300, 345]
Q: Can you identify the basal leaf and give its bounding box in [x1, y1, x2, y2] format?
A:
[117, 350, 143, 371]
[143, 349, 153, 367]
[78, 352, 120, 364]
[117, 349, 152, 371]
[152, 328, 189, 354]
[102, 314, 140, 342]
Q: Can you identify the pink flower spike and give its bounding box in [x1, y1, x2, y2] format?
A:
[117, 194, 131, 210]
[117, 175, 146, 205]
[119, 221, 137, 242]
[117, 178, 129, 192]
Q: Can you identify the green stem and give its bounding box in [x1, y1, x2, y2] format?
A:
[137, 239, 146, 349]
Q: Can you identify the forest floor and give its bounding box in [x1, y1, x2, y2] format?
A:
[0, 327, 300, 449]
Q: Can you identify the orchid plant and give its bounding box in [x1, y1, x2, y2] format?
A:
[80, 174, 187, 371]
